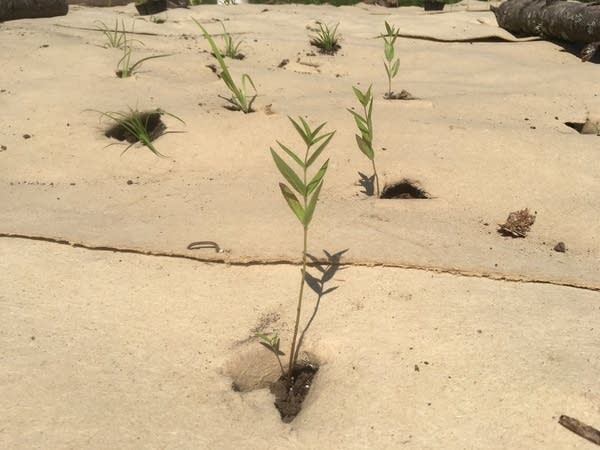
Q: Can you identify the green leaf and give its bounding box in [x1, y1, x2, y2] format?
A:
[307, 159, 329, 194]
[304, 179, 324, 226]
[309, 122, 326, 143]
[384, 42, 394, 62]
[352, 86, 367, 107]
[365, 85, 373, 103]
[385, 21, 393, 36]
[306, 131, 335, 167]
[279, 183, 305, 224]
[277, 141, 305, 168]
[356, 134, 374, 160]
[270, 148, 306, 195]
[391, 59, 400, 77]
[299, 117, 312, 137]
[348, 110, 369, 135]
[289, 116, 311, 146]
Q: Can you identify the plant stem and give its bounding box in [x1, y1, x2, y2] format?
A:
[372, 159, 380, 197]
[287, 143, 311, 379]
[287, 226, 308, 380]
[275, 352, 286, 378]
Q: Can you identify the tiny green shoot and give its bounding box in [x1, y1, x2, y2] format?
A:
[348, 85, 380, 197]
[219, 21, 243, 59]
[381, 21, 400, 99]
[256, 333, 286, 377]
[261, 117, 335, 380]
[309, 22, 341, 55]
[94, 18, 137, 49]
[116, 32, 171, 78]
[193, 18, 257, 113]
[96, 107, 185, 158]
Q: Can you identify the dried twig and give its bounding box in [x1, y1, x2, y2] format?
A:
[559, 415, 600, 446]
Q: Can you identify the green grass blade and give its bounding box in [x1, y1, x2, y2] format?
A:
[129, 54, 171, 72]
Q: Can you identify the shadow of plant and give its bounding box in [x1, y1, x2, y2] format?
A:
[293, 248, 348, 363]
[358, 171, 376, 196]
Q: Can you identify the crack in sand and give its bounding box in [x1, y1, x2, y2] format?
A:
[1, 232, 599, 292]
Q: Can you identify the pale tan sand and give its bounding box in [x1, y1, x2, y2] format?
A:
[1, 2, 599, 448]
[1, 238, 599, 449]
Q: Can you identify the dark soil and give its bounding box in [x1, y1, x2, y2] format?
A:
[381, 180, 430, 199]
[270, 363, 319, 423]
[104, 111, 165, 144]
[384, 90, 416, 100]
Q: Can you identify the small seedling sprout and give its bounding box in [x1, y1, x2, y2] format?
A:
[94, 18, 138, 49]
[381, 21, 400, 99]
[259, 117, 335, 380]
[348, 85, 380, 197]
[309, 22, 341, 55]
[219, 21, 243, 59]
[116, 32, 171, 78]
[194, 19, 257, 113]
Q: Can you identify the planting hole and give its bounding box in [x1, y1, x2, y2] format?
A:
[225, 344, 321, 422]
[380, 179, 430, 199]
[564, 120, 600, 135]
[104, 110, 165, 143]
[270, 362, 319, 423]
[224, 345, 282, 393]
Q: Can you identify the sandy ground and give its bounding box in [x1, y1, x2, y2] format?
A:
[1, 1, 599, 448]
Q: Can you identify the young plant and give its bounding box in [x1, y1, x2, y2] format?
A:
[94, 18, 132, 49]
[116, 32, 171, 78]
[381, 21, 400, 99]
[348, 85, 380, 197]
[193, 19, 257, 113]
[97, 107, 184, 158]
[309, 22, 341, 55]
[259, 117, 335, 380]
[219, 21, 243, 59]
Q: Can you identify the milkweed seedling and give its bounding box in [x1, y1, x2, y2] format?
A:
[96, 107, 185, 158]
[116, 32, 171, 78]
[348, 85, 380, 197]
[194, 19, 257, 113]
[380, 21, 400, 99]
[309, 22, 341, 55]
[259, 117, 335, 381]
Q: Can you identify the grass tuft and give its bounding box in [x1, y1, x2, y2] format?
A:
[194, 18, 257, 113]
[96, 107, 185, 158]
[309, 22, 341, 55]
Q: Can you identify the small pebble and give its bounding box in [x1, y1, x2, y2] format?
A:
[554, 242, 566, 253]
[23, 134, 31, 139]
[127, 180, 133, 185]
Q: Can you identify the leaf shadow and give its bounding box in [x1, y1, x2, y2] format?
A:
[293, 248, 348, 363]
[358, 171, 375, 196]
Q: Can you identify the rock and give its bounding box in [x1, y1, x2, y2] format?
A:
[1, 0, 68, 22]
[554, 242, 566, 253]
